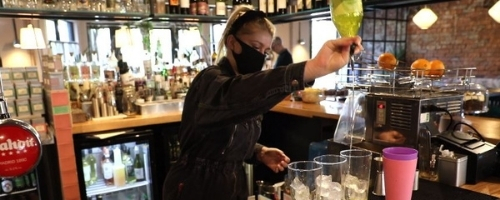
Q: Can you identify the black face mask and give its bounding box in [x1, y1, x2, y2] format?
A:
[231, 36, 266, 74]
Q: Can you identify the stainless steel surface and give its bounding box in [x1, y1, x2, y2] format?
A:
[414, 170, 419, 191]
[135, 99, 184, 115]
[372, 156, 385, 196]
[438, 154, 468, 187]
[244, 163, 253, 196]
[364, 92, 464, 150]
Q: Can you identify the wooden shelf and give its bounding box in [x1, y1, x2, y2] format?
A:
[268, 7, 330, 24]
[0, 8, 149, 21]
[152, 14, 227, 23]
[0, 0, 458, 23]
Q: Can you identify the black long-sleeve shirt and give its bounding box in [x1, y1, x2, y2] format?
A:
[163, 57, 308, 200]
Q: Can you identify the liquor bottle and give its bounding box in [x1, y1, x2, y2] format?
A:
[189, 0, 197, 14]
[23, 175, 31, 189]
[13, 176, 26, 191]
[101, 147, 114, 186]
[91, 53, 101, 81]
[113, 147, 127, 187]
[1, 178, 13, 193]
[297, 0, 302, 12]
[197, 0, 207, 15]
[169, 0, 180, 14]
[266, 0, 275, 16]
[180, 0, 189, 14]
[156, 0, 166, 13]
[276, 0, 286, 14]
[304, 0, 311, 10]
[87, 149, 98, 185]
[83, 150, 92, 186]
[313, 0, 321, 8]
[215, 0, 226, 16]
[258, 0, 266, 15]
[29, 173, 37, 188]
[134, 146, 145, 182]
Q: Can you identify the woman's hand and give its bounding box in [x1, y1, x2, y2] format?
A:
[258, 147, 290, 173]
[304, 36, 363, 81]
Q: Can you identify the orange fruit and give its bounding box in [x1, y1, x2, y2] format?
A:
[378, 53, 398, 70]
[411, 59, 430, 75]
[428, 60, 445, 77]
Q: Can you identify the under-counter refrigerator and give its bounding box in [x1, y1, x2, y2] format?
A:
[73, 129, 161, 200]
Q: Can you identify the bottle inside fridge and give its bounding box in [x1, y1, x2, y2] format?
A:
[82, 142, 152, 200]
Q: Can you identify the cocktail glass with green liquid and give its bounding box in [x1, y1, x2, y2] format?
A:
[330, 0, 363, 37]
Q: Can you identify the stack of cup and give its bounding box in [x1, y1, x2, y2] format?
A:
[287, 149, 375, 200]
[383, 147, 418, 200]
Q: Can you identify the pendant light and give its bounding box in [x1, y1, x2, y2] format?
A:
[297, 21, 305, 45]
[489, 0, 500, 23]
[412, 7, 438, 30]
[20, 24, 46, 49]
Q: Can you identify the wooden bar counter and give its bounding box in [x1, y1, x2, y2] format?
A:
[70, 100, 500, 198]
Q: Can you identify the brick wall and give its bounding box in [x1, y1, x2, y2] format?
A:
[406, 0, 500, 77]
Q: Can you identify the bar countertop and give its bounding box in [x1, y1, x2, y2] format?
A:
[69, 100, 500, 197]
[72, 100, 500, 145]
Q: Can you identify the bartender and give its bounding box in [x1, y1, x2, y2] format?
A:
[162, 6, 363, 200]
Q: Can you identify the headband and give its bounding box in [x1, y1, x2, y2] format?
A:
[228, 10, 267, 35]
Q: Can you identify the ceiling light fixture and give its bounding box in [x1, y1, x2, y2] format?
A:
[489, 0, 500, 23]
[412, 6, 438, 30]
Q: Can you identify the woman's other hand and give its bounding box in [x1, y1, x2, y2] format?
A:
[258, 147, 291, 173]
[304, 36, 363, 81]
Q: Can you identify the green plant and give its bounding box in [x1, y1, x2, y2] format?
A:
[393, 47, 406, 62]
[139, 22, 153, 52]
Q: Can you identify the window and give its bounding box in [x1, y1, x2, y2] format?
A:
[211, 23, 226, 54]
[57, 20, 75, 42]
[45, 20, 78, 64]
[310, 19, 347, 89]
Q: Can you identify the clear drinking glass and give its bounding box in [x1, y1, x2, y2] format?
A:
[313, 155, 347, 200]
[288, 161, 323, 200]
[340, 149, 372, 200]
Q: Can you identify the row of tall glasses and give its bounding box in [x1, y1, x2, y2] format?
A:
[288, 149, 372, 200]
[288, 147, 418, 200]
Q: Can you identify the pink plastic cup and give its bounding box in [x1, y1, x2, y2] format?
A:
[383, 147, 418, 200]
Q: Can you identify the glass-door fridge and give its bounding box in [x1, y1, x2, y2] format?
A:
[73, 129, 159, 200]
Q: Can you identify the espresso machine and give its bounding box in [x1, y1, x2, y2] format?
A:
[329, 67, 499, 184]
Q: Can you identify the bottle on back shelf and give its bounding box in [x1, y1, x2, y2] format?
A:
[88, 149, 98, 185]
[197, 0, 208, 15]
[134, 146, 145, 182]
[215, 0, 226, 16]
[189, 0, 197, 14]
[276, 0, 286, 14]
[180, 0, 189, 14]
[113, 146, 127, 187]
[13, 176, 26, 191]
[83, 149, 92, 187]
[169, 0, 180, 13]
[101, 147, 114, 186]
[259, 0, 266, 15]
[266, 0, 275, 16]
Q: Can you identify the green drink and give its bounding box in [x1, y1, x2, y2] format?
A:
[330, 0, 363, 37]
